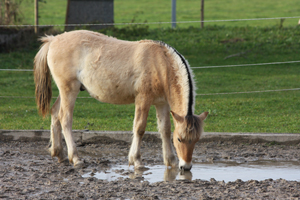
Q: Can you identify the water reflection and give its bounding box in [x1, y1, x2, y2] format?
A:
[178, 170, 193, 181]
[128, 166, 150, 180]
[82, 161, 300, 183]
[126, 166, 193, 182]
[163, 167, 178, 181]
[163, 168, 193, 181]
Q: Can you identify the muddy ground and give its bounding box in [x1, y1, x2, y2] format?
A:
[1, 135, 300, 199]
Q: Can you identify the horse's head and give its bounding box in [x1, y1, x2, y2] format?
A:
[171, 111, 208, 171]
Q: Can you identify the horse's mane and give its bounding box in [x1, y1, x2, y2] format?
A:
[153, 41, 201, 140]
[184, 115, 203, 141]
[154, 41, 196, 116]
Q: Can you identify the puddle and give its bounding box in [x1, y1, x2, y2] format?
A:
[82, 161, 300, 183]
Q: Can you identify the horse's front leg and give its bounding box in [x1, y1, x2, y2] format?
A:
[155, 104, 177, 167]
[128, 95, 151, 169]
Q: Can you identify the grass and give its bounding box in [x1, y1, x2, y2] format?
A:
[18, 0, 67, 26]
[0, 26, 300, 133]
[115, 0, 300, 28]
[17, 0, 300, 28]
[1, 0, 300, 132]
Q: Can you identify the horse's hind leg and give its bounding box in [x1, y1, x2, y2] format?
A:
[49, 95, 66, 163]
[155, 104, 177, 167]
[58, 82, 83, 167]
[128, 95, 152, 169]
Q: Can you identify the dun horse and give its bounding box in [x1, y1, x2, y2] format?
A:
[34, 30, 208, 171]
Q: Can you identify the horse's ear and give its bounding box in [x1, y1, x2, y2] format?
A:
[198, 111, 209, 121]
[171, 111, 184, 123]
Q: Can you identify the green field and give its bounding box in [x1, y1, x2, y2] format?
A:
[18, 0, 300, 28]
[1, 26, 300, 133]
[0, 1, 300, 133]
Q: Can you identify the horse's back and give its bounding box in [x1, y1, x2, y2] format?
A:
[47, 30, 169, 105]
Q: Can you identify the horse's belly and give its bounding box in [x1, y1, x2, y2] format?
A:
[78, 62, 141, 104]
[82, 78, 136, 105]
[91, 90, 135, 104]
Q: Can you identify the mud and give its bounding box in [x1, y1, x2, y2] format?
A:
[1, 136, 300, 199]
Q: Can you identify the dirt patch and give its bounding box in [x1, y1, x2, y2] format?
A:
[0, 138, 300, 199]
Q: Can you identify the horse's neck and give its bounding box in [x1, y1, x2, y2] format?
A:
[169, 94, 188, 117]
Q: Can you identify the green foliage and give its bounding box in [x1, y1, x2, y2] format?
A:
[0, 0, 24, 25]
[100, 24, 149, 39]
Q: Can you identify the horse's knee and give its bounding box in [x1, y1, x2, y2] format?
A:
[137, 130, 145, 136]
[134, 120, 147, 136]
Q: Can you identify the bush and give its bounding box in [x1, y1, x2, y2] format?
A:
[0, 0, 24, 25]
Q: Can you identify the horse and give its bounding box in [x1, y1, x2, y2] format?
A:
[34, 30, 208, 171]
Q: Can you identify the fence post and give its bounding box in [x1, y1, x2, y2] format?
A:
[5, 0, 10, 24]
[34, 0, 39, 34]
[171, 0, 176, 29]
[201, 0, 204, 28]
[0, 1, 2, 24]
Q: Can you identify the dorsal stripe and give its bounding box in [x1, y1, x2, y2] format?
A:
[172, 49, 194, 116]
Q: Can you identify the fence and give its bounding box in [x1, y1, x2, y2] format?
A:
[1, 16, 300, 28]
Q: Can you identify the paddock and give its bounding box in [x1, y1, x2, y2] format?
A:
[1, 130, 300, 199]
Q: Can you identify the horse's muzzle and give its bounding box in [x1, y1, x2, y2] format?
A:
[180, 165, 192, 171]
[179, 159, 192, 171]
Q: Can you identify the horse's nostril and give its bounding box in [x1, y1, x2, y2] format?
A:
[182, 166, 192, 171]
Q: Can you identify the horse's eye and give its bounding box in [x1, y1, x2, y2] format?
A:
[178, 138, 181, 143]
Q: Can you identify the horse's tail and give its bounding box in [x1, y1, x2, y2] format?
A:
[34, 35, 54, 118]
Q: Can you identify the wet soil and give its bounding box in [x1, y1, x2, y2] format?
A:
[1, 136, 300, 199]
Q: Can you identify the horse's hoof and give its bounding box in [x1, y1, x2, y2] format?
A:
[170, 161, 178, 168]
[74, 160, 85, 168]
[58, 157, 69, 165]
[134, 165, 149, 171]
[128, 160, 134, 167]
[164, 155, 177, 168]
